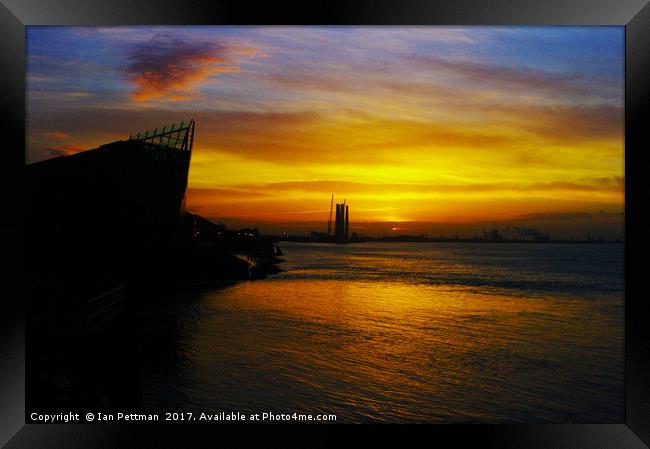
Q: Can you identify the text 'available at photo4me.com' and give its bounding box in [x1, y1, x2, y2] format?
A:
[29, 411, 338, 423]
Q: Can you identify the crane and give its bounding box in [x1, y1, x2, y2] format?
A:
[327, 194, 334, 236]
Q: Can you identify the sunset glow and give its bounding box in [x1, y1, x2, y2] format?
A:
[26, 26, 624, 238]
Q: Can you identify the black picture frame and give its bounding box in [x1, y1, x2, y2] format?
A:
[1, 0, 648, 447]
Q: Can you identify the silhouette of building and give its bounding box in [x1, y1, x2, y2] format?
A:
[334, 201, 349, 243]
[26, 120, 195, 411]
[27, 120, 195, 279]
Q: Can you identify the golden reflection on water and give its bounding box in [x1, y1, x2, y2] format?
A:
[138, 243, 624, 423]
[144, 243, 624, 423]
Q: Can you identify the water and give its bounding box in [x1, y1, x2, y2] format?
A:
[140, 242, 624, 423]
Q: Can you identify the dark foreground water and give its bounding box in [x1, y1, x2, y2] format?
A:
[140, 242, 624, 423]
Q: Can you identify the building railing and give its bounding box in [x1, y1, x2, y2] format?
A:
[129, 119, 195, 152]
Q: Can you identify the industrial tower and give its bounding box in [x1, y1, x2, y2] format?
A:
[334, 199, 349, 243]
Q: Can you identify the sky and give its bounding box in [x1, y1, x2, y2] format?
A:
[26, 26, 624, 239]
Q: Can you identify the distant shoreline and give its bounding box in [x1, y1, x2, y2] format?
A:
[274, 237, 623, 244]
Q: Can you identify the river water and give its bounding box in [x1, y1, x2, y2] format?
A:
[140, 241, 624, 423]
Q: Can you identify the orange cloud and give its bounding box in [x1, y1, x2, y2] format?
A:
[124, 37, 251, 101]
[45, 144, 85, 158]
[187, 187, 274, 200]
[235, 178, 624, 196]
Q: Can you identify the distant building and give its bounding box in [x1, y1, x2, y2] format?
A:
[334, 202, 349, 243]
[309, 231, 330, 241]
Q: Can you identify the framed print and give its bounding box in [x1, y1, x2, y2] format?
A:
[1, 0, 649, 447]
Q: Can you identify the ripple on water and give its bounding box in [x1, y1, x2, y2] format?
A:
[140, 242, 624, 423]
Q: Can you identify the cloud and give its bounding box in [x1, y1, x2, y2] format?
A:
[29, 106, 317, 143]
[43, 131, 69, 139]
[254, 49, 620, 109]
[411, 55, 620, 100]
[187, 187, 274, 200]
[513, 210, 624, 222]
[124, 36, 251, 101]
[235, 178, 623, 196]
[27, 103, 622, 169]
[520, 105, 623, 143]
[452, 102, 624, 145]
[63, 92, 91, 98]
[253, 67, 465, 106]
[44, 145, 85, 158]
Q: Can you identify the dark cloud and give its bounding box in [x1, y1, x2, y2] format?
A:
[513, 210, 624, 222]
